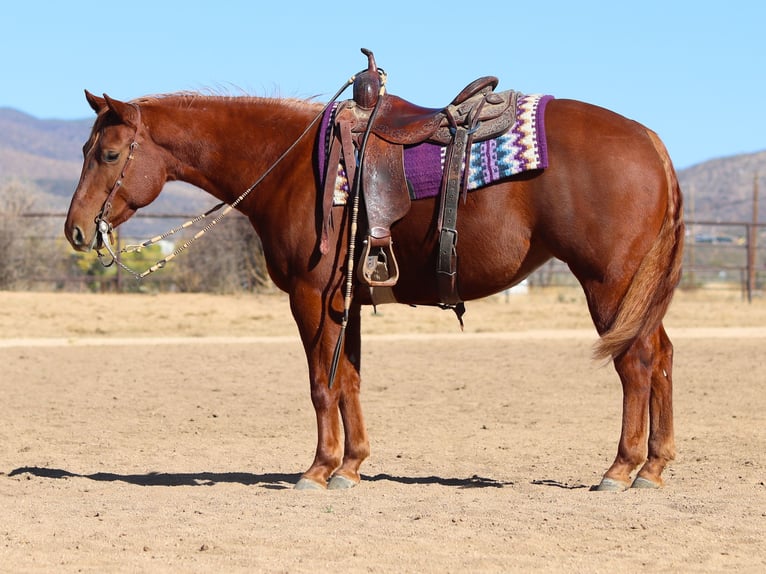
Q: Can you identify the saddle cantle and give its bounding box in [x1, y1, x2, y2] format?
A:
[322, 49, 519, 305]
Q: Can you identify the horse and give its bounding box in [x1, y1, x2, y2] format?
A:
[64, 65, 684, 492]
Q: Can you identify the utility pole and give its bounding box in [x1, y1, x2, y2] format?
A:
[747, 173, 759, 302]
[687, 183, 695, 288]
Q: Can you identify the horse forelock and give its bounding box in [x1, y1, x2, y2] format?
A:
[83, 99, 137, 157]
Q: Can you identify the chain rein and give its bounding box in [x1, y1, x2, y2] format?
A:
[96, 77, 357, 280]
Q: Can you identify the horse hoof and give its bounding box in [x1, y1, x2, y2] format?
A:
[328, 475, 358, 490]
[631, 476, 661, 489]
[594, 477, 629, 492]
[294, 477, 326, 490]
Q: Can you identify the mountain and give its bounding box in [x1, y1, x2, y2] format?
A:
[0, 108, 210, 215]
[1, 107, 764, 223]
[676, 150, 766, 224]
[0, 107, 90, 162]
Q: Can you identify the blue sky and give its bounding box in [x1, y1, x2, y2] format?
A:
[2, 1, 763, 169]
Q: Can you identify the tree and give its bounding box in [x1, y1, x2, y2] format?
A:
[0, 179, 54, 289]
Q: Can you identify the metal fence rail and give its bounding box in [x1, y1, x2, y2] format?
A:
[9, 213, 766, 299]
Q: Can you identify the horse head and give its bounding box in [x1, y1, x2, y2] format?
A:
[64, 91, 168, 252]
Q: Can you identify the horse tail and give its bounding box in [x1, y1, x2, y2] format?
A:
[593, 129, 685, 361]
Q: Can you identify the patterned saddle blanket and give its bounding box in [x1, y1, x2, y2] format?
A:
[318, 93, 553, 205]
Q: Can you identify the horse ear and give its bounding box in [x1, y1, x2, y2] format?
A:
[103, 93, 140, 128]
[84, 90, 106, 113]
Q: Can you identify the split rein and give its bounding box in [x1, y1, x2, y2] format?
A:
[94, 77, 359, 280]
[91, 60, 386, 390]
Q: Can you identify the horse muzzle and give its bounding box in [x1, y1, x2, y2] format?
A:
[66, 222, 102, 252]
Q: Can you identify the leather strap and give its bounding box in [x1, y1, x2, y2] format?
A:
[320, 109, 359, 254]
[97, 104, 142, 228]
[321, 124, 343, 254]
[437, 123, 470, 305]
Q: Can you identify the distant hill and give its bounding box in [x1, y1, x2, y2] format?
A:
[0, 107, 90, 162]
[676, 150, 766, 224]
[0, 107, 210, 215]
[1, 106, 764, 223]
[0, 108, 88, 211]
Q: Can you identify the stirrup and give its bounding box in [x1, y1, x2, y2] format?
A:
[358, 236, 399, 287]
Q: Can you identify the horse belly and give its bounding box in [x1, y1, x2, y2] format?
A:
[385, 182, 548, 304]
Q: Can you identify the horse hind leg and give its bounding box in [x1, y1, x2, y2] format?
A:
[596, 324, 675, 491]
[633, 324, 675, 488]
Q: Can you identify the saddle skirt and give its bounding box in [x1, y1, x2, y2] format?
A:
[318, 92, 553, 206]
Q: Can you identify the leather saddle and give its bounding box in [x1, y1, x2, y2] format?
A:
[323, 49, 518, 305]
[371, 78, 515, 146]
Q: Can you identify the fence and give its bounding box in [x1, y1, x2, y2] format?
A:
[10, 211, 267, 293]
[526, 220, 765, 300]
[7, 213, 766, 299]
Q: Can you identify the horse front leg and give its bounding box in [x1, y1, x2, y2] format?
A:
[597, 326, 674, 491]
[328, 302, 371, 490]
[290, 284, 369, 490]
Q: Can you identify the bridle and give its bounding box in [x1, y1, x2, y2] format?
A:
[93, 77, 358, 280]
[93, 103, 146, 275]
[95, 104, 142, 234]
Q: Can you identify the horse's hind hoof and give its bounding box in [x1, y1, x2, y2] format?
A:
[328, 475, 358, 490]
[594, 477, 630, 492]
[631, 476, 661, 489]
[295, 477, 326, 490]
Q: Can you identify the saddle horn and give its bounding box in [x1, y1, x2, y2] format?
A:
[353, 48, 383, 109]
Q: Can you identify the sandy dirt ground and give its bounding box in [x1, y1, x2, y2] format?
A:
[0, 288, 764, 573]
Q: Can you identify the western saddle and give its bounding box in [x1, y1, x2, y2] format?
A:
[323, 49, 518, 306]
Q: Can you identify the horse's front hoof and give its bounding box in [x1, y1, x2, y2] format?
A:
[295, 477, 326, 490]
[631, 476, 662, 489]
[594, 477, 630, 492]
[328, 475, 358, 490]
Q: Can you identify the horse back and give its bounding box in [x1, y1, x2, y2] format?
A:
[381, 98, 677, 304]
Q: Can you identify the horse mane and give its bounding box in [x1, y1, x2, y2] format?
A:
[130, 91, 323, 113]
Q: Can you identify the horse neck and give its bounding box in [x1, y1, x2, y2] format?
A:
[145, 96, 322, 205]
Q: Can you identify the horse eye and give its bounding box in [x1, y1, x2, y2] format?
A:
[102, 150, 120, 163]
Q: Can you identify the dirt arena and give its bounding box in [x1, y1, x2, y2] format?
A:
[1, 288, 764, 573]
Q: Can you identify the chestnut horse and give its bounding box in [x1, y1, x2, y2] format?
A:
[64, 76, 684, 491]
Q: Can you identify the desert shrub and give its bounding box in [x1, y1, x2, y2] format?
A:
[170, 215, 271, 293]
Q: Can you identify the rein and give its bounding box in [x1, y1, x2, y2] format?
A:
[95, 77, 358, 280]
[91, 55, 381, 391]
[328, 67, 387, 388]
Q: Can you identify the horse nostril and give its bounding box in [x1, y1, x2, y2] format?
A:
[72, 225, 85, 247]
